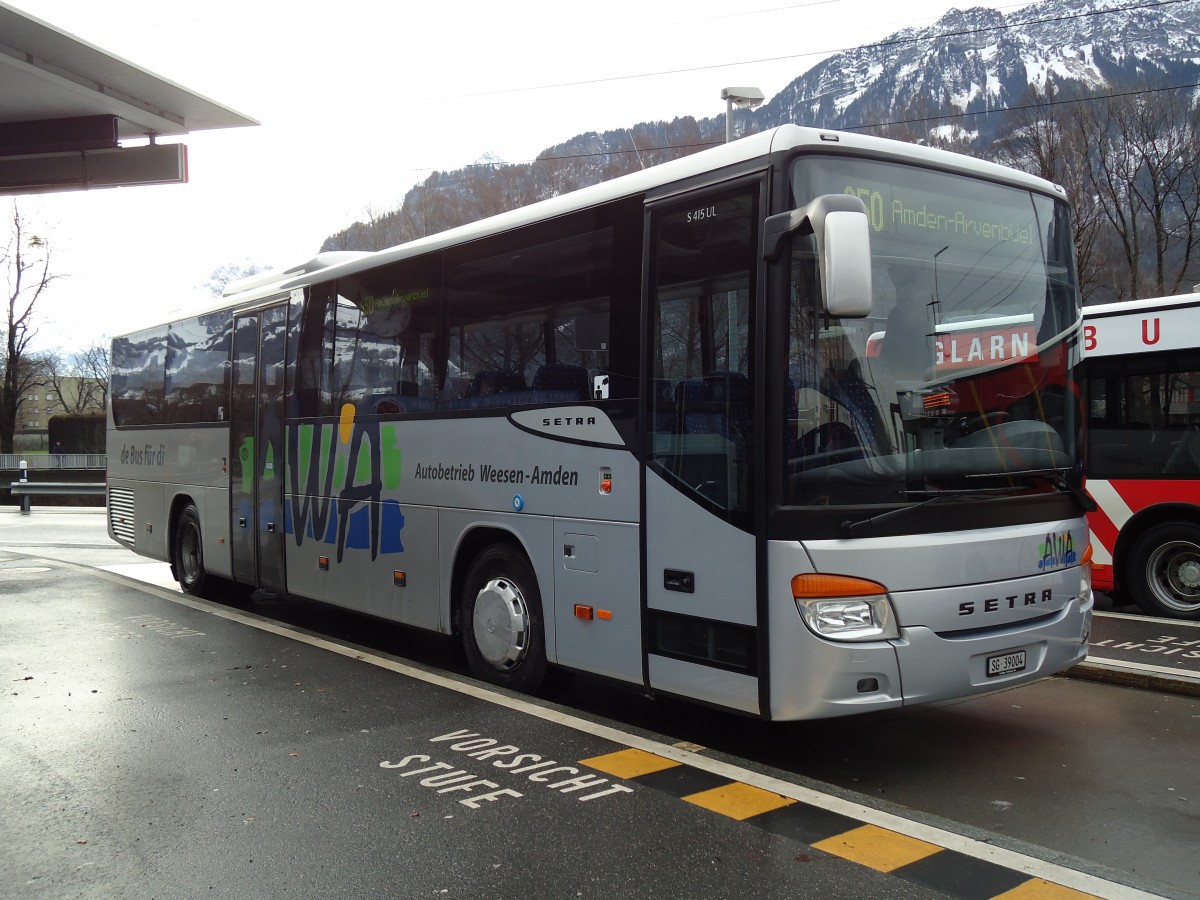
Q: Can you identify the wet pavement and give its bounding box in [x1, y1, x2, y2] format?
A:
[1072, 594, 1200, 697]
[1, 507, 1197, 899]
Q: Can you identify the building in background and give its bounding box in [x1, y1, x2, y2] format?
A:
[15, 376, 102, 451]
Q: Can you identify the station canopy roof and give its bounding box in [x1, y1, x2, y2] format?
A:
[0, 1, 258, 195]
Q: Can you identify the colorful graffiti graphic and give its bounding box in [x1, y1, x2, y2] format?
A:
[286, 403, 406, 562]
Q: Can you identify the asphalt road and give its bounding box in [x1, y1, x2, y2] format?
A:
[1, 508, 1197, 899]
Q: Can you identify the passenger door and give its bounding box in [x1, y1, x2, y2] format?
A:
[229, 303, 288, 592]
[643, 178, 764, 715]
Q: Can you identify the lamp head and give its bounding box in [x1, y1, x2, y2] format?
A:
[721, 86, 765, 109]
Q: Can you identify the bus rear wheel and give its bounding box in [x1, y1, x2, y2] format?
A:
[460, 544, 550, 694]
[173, 504, 218, 600]
[1127, 520, 1200, 620]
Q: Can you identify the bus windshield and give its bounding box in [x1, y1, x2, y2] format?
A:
[784, 156, 1079, 507]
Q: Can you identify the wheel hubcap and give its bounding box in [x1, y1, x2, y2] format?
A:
[1147, 540, 1200, 612]
[180, 526, 201, 583]
[472, 577, 530, 670]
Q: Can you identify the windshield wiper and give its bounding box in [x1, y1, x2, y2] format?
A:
[976, 468, 1096, 512]
[841, 481, 1061, 537]
[841, 470, 1094, 537]
[900, 485, 1027, 498]
[841, 490, 981, 536]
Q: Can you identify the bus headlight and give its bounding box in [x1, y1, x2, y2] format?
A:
[792, 573, 900, 641]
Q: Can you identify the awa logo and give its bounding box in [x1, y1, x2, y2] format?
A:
[1037, 531, 1077, 571]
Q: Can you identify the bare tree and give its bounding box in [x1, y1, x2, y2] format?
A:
[1077, 86, 1200, 301]
[994, 82, 1107, 303]
[1, 202, 58, 453]
[204, 260, 272, 297]
[42, 341, 109, 414]
[75, 341, 110, 410]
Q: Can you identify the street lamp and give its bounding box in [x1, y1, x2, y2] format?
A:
[721, 86, 764, 143]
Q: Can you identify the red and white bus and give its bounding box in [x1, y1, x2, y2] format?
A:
[1082, 292, 1200, 618]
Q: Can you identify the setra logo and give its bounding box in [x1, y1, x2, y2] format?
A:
[1037, 531, 1077, 571]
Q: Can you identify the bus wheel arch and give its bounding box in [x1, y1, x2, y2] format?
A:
[455, 534, 551, 694]
[1124, 517, 1200, 620]
[1111, 505, 1200, 593]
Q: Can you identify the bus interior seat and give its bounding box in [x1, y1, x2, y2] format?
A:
[677, 378, 726, 436]
[880, 303, 932, 383]
[651, 378, 676, 433]
[705, 371, 752, 437]
[674, 373, 753, 441]
[825, 363, 889, 453]
[367, 392, 436, 415]
[798, 420, 858, 458]
[468, 370, 527, 397]
[531, 363, 589, 401]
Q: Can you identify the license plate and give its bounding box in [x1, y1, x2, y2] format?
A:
[986, 650, 1027, 677]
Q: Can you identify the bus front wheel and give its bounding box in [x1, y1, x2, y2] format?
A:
[1127, 520, 1200, 620]
[460, 544, 550, 694]
[173, 504, 216, 599]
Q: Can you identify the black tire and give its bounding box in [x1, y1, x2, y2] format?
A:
[1126, 520, 1200, 620]
[173, 504, 217, 599]
[460, 544, 550, 694]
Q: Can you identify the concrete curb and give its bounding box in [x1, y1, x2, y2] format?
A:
[1064, 658, 1200, 698]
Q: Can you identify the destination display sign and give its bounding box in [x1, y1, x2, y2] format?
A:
[794, 157, 1044, 260]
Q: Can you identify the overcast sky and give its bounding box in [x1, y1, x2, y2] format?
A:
[10, 0, 1033, 354]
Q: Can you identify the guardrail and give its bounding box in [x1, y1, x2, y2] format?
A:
[0, 454, 106, 471]
[8, 481, 106, 513]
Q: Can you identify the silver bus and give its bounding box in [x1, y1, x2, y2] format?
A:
[107, 124, 1093, 719]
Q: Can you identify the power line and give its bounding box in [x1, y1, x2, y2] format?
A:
[488, 81, 1200, 168]
[846, 80, 1200, 131]
[467, 0, 1194, 99]
[531, 140, 722, 165]
[423, 0, 1199, 172]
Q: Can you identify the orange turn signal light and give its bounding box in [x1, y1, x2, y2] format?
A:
[574, 605, 613, 621]
[791, 573, 888, 599]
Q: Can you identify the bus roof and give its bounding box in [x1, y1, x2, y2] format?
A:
[125, 124, 1069, 331]
[1083, 292, 1200, 320]
[1082, 292, 1200, 358]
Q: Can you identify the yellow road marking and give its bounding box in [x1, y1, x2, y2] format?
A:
[93, 564, 1153, 900]
[684, 781, 797, 820]
[813, 824, 942, 872]
[579, 748, 681, 779]
[994, 879, 1102, 899]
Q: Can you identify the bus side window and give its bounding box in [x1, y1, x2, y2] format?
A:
[317, 293, 404, 415]
[1086, 362, 1200, 477]
[444, 206, 634, 411]
[649, 186, 757, 515]
[111, 326, 168, 426]
[163, 313, 232, 424]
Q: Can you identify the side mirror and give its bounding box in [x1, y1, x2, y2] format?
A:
[764, 194, 873, 318]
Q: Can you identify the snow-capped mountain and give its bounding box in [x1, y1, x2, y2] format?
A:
[755, 0, 1200, 144]
[323, 0, 1200, 251]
